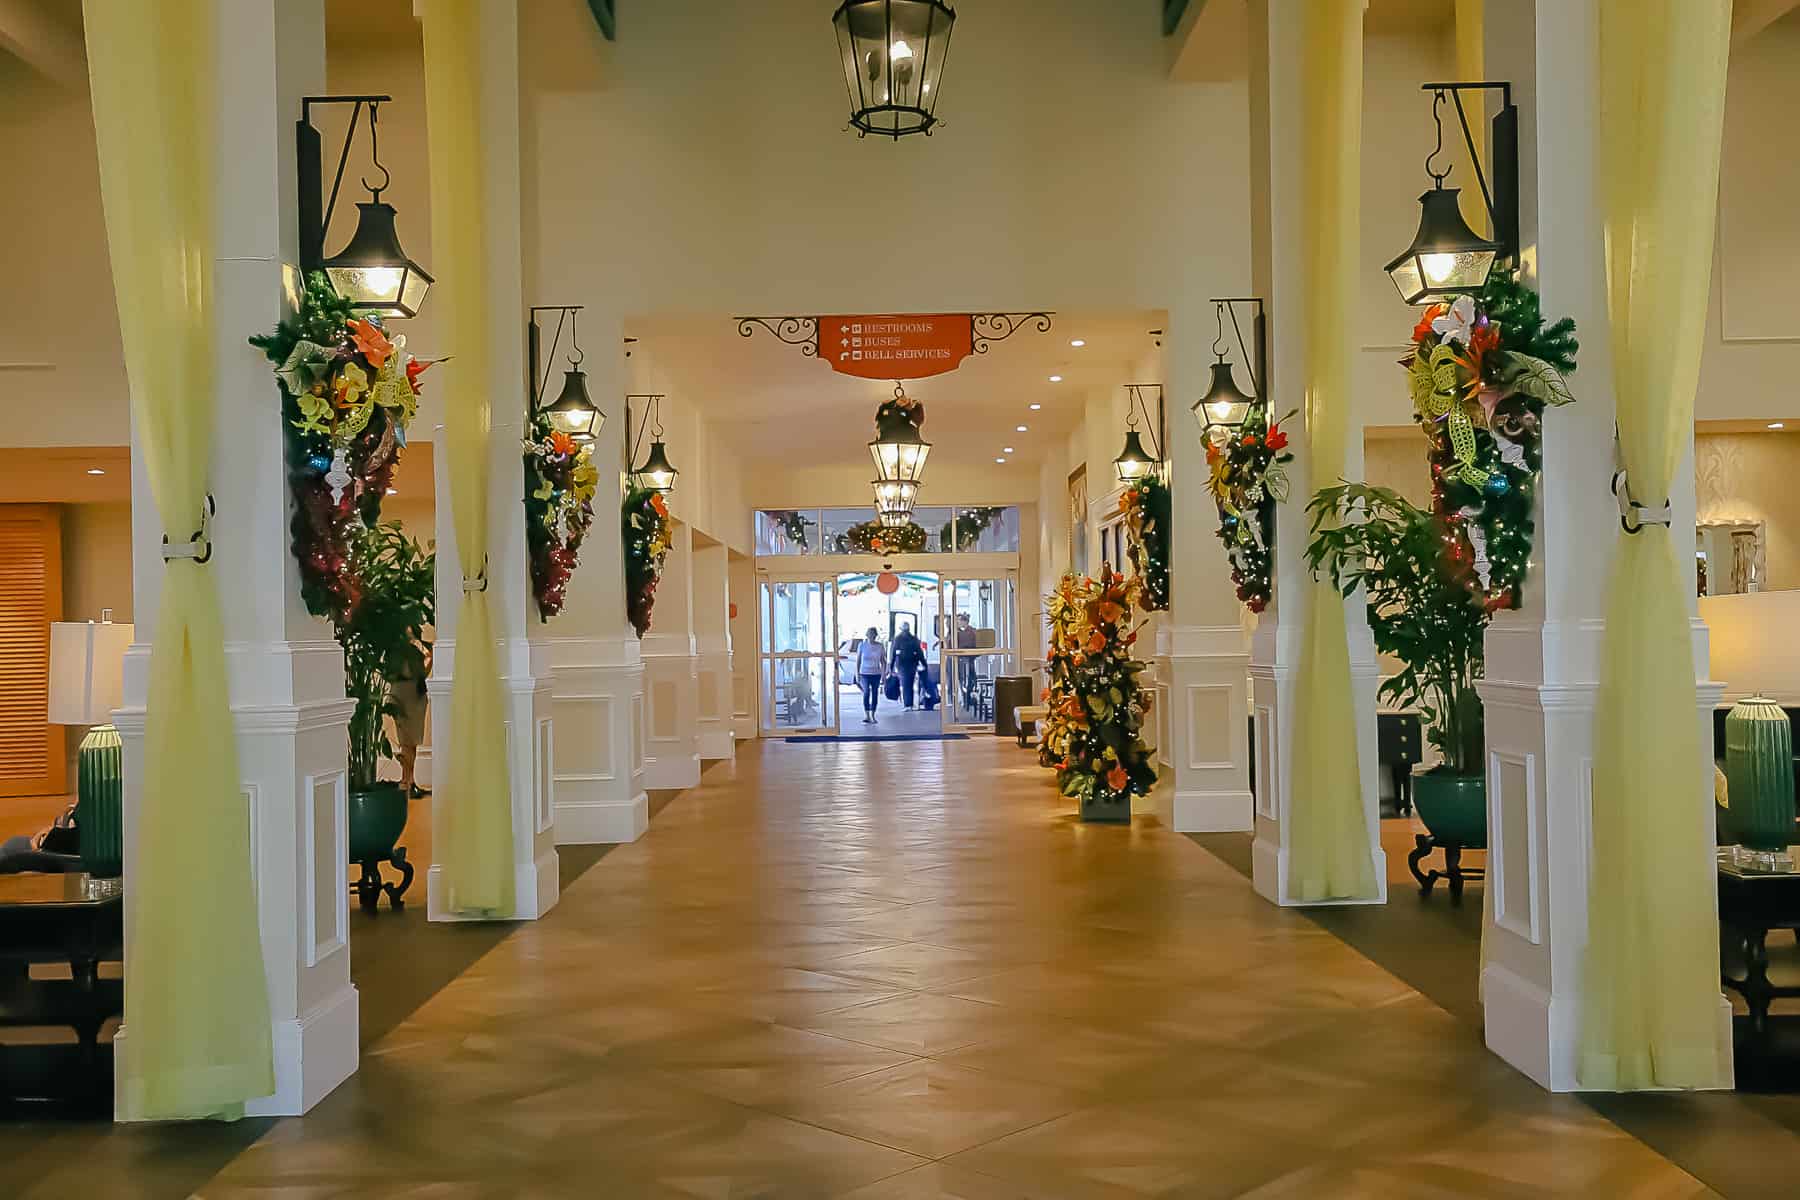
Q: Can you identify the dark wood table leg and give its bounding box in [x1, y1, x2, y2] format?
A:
[1744, 927, 1774, 1037]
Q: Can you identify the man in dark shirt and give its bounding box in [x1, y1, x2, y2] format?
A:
[890, 622, 925, 709]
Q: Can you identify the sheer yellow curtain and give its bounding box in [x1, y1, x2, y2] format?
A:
[1452, 0, 1486, 234]
[83, 0, 273, 1118]
[423, 0, 515, 916]
[1287, 0, 1377, 903]
[1581, 0, 1732, 1090]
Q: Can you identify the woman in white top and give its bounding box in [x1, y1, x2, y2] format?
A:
[856, 627, 887, 724]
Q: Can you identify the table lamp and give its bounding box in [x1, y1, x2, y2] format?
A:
[48, 610, 134, 879]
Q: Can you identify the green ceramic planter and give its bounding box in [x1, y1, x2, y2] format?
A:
[1412, 769, 1487, 849]
[348, 783, 409, 864]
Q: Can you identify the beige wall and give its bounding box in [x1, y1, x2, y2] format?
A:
[1362, 431, 1434, 508]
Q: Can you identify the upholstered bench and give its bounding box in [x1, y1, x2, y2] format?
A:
[1013, 705, 1049, 748]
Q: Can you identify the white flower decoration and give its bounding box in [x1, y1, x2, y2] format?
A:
[1431, 295, 1478, 347]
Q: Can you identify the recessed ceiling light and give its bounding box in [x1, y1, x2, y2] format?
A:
[1048, 374, 1062, 382]
[86, 468, 106, 476]
[1069, 339, 1085, 348]
[995, 457, 1007, 464]
[1029, 403, 1042, 410]
[1016, 425, 1028, 432]
[1769, 422, 1786, 430]
[1003, 446, 1014, 453]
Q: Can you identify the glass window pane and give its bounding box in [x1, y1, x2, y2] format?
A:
[911, 506, 954, 553]
[764, 657, 827, 731]
[821, 507, 877, 552]
[757, 509, 820, 555]
[951, 506, 1018, 552]
[768, 580, 827, 654]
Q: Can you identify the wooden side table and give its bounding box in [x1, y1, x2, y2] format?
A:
[1718, 850, 1800, 1038]
[0, 872, 124, 1110]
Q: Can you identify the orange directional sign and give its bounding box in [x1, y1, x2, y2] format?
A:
[822, 314, 974, 380]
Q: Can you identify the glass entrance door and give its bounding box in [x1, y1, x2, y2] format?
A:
[940, 574, 1018, 731]
[760, 577, 837, 734]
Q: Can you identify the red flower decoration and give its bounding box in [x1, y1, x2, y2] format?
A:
[1412, 305, 1444, 344]
[1265, 427, 1289, 452]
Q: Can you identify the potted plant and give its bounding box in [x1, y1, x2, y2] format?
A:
[1306, 483, 1488, 896]
[340, 521, 435, 905]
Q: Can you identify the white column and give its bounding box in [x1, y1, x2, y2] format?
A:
[424, 0, 559, 922]
[536, 319, 647, 845]
[115, 0, 357, 1117]
[1476, 0, 1729, 1090]
[728, 550, 758, 739]
[643, 520, 702, 789]
[1160, 305, 1255, 833]
[693, 538, 735, 762]
[1245, 0, 1385, 906]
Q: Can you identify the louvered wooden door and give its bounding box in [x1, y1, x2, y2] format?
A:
[0, 504, 64, 797]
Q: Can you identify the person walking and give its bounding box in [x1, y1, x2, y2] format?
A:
[890, 622, 925, 710]
[856, 627, 887, 725]
[954, 612, 979, 712]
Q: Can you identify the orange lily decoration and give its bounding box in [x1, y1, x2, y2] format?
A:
[347, 318, 393, 369]
[548, 430, 577, 457]
[1106, 765, 1129, 792]
[649, 491, 669, 518]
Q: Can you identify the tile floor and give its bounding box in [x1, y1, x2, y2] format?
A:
[158, 737, 1726, 1198]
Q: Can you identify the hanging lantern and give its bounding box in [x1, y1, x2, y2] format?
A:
[869, 384, 931, 485]
[1385, 86, 1519, 306]
[543, 369, 603, 442]
[529, 306, 604, 442]
[832, 1, 957, 139]
[1113, 384, 1163, 484]
[635, 439, 679, 494]
[298, 97, 432, 319]
[1113, 430, 1157, 484]
[872, 479, 919, 515]
[1194, 359, 1255, 440]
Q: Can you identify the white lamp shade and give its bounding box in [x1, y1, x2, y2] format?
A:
[48, 619, 134, 726]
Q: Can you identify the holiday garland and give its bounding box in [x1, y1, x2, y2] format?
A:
[1038, 569, 1157, 819]
[522, 412, 599, 620]
[623, 485, 671, 638]
[1206, 406, 1293, 613]
[766, 509, 813, 552]
[939, 506, 1007, 552]
[1403, 272, 1577, 611]
[1118, 475, 1170, 612]
[250, 272, 433, 628]
[836, 520, 927, 555]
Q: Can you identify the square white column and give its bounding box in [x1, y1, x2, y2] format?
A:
[424, 0, 558, 922]
[693, 538, 736, 762]
[643, 520, 702, 790]
[1244, 0, 1384, 906]
[1476, 0, 1730, 1090]
[113, 0, 358, 1118]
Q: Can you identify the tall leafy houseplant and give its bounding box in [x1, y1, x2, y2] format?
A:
[341, 522, 435, 791]
[1306, 483, 1488, 778]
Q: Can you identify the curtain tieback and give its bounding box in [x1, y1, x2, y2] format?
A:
[1611, 470, 1671, 535]
[160, 493, 215, 564]
[462, 556, 489, 594]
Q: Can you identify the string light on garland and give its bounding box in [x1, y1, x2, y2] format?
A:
[1119, 475, 1170, 612]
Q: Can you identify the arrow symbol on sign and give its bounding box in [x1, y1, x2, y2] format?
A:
[839, 351, 850, 360]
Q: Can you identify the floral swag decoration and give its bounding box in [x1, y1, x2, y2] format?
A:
[1207, 407, 1292, 614]
[523, 415, 599, 620]
[1403, 272, 1577, 611]
[1118, 475, 1170, 612]
[251, 272, 433, 627]
[1038, 570, 1157, 817]
[623, 484, 671, 638]
[837, 520, 927, 556]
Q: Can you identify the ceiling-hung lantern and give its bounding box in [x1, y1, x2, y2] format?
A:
[297, 96, 433, 318]
[869, 383, 931, 486]
[878, 509, 916, 528]
[1385, 83, 1520, 305]
[872, 479, 920, 515]
[833, 1, 957, 139]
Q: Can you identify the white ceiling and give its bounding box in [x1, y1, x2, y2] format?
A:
[624, 309, 1164, 472]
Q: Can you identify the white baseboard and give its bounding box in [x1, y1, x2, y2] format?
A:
[1169, 789, 1254, 832]
[698, 729, 735, 762]
[426, 849, 560, 922]
[644, 752, 701, 791]
[554, 793, 649, 844]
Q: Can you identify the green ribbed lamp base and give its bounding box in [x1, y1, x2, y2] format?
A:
[1725, 698, 1796, 854]
[76, 724, 124, 878]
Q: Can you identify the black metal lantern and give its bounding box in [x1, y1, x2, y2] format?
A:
[1112, 384, 1164, 485]
[1194, 299, 1265, 442]
[1385, 84, 1519, 306]
[833, 0, 956, 139]
[298, 96, 433, 318]
[627, 394, 679, 493]
[529, 306, 604, 443]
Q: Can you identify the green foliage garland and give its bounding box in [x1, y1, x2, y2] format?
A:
[1120, 476, 1170, 612]
[623, 485, 671, 638]
[939, 506, 1007, 552]
[1404, 271, 1578, 612]
[1306, 484, 1487, 775]
[1206, 407, 1293, 613]
[835, 520, 926, 555]
[1038, 570, 1157, 819]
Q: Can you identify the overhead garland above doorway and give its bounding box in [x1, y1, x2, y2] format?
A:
[735, 312, 1054, 379]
